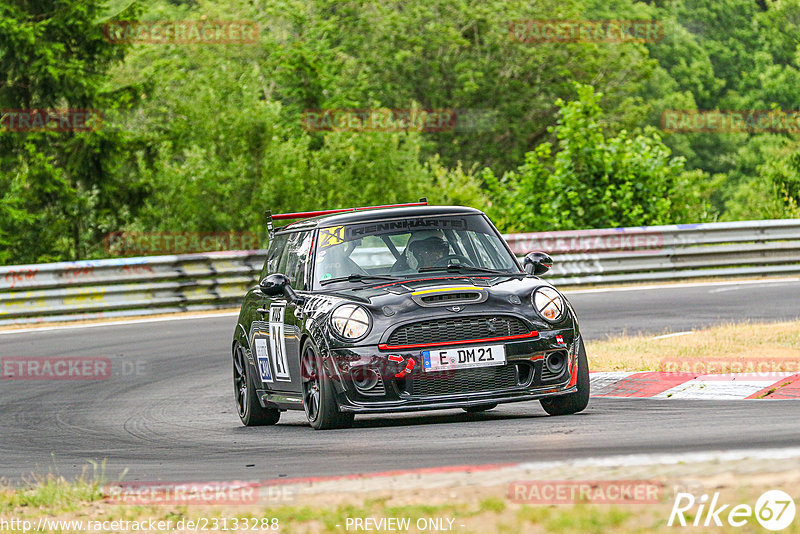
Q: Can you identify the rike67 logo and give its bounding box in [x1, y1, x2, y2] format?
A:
[669, 490, 796, 531]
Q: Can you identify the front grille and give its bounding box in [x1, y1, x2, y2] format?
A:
[405, 365, 519, 397]
[387, 316, 528, 346]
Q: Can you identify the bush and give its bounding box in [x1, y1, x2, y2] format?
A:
[483, 84, 720, 232]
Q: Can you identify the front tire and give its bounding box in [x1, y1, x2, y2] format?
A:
[540, 338, 590, 416]
[301, 340, 354, 430]
[234, 343, 280, 426]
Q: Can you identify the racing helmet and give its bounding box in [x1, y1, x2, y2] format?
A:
[405, 230, 450, 269]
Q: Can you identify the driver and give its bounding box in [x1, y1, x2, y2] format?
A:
[406, 231, 450, 270]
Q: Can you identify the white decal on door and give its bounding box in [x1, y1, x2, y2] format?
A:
[254, 337, 273, 383]
[269, 304, 290, 380]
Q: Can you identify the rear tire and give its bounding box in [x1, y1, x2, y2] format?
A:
[462, 403, 498, 413]
[301, 340, 354, 430]
[540, 338, 590, 416]
[234, 343, 280, 426]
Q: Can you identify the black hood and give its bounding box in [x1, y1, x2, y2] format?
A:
[305, 274, 575, 347]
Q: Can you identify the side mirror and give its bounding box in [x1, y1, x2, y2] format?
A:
[523, 251, 553, 276]
[259, 273, 303, 303]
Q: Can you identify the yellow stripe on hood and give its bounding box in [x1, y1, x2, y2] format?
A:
[411, 286, 484, 296]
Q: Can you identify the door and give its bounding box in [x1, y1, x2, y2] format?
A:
[252, 230, 313, 394]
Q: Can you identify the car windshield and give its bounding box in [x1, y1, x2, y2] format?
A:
[313, 214, 520, 288]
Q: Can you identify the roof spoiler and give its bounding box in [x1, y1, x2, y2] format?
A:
[265, 198, 428, 239]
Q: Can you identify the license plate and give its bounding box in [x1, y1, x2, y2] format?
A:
[422, 344, 506, 372]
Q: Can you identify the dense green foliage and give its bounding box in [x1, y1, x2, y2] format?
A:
[0, 0, 141, 263]
[483, 84, 722, 231]
[1, 0, 799, 264]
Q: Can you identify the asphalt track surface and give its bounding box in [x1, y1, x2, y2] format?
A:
[1, 279, 799, 483]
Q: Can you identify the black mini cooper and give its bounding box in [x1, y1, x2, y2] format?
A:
[232, 202, 589, 429]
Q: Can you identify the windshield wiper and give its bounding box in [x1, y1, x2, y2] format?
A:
[417, 264, 524, 276]
[320, 273, 403, 286]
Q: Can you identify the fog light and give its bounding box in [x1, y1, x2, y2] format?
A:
[545, 352, 567, 374]
[350, 367, 380, 391]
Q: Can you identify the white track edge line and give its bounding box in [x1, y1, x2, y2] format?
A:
[517, 446, 800, 471]
[0, 311, 239, 335]
[563, 277, 800, 295]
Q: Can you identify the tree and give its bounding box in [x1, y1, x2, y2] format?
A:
[724, 136, 800, 220]
[483, 84, 720, 232]
[0, 0, 142, 264]
[256, 0, 663, 174]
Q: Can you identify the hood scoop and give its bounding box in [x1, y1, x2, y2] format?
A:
[411, 287, 488, 308]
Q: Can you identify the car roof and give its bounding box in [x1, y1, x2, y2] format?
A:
[277, 205, 484, 232]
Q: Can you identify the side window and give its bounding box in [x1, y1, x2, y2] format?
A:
[261, 233, 289, 279]
[285, 231, 314, 290]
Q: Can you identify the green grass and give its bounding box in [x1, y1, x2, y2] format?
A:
[544, 506, 631, 533]
[0, 475, 103, 515]
[516, 505, 632, 533]
[478, 497, 506, 513]
[4, 468, 800, 534]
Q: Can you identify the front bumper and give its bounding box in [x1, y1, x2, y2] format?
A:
[327, 330, 579, 414]
[338, 385, 578, 413]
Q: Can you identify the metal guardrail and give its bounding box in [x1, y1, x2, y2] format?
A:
[1, 219, 798, 326]
[504, 218, 800, 285]
[0, 252, 266, 326]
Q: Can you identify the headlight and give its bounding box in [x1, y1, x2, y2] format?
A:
[330, 304, 371, 340]
[532, 287, 565, 322]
